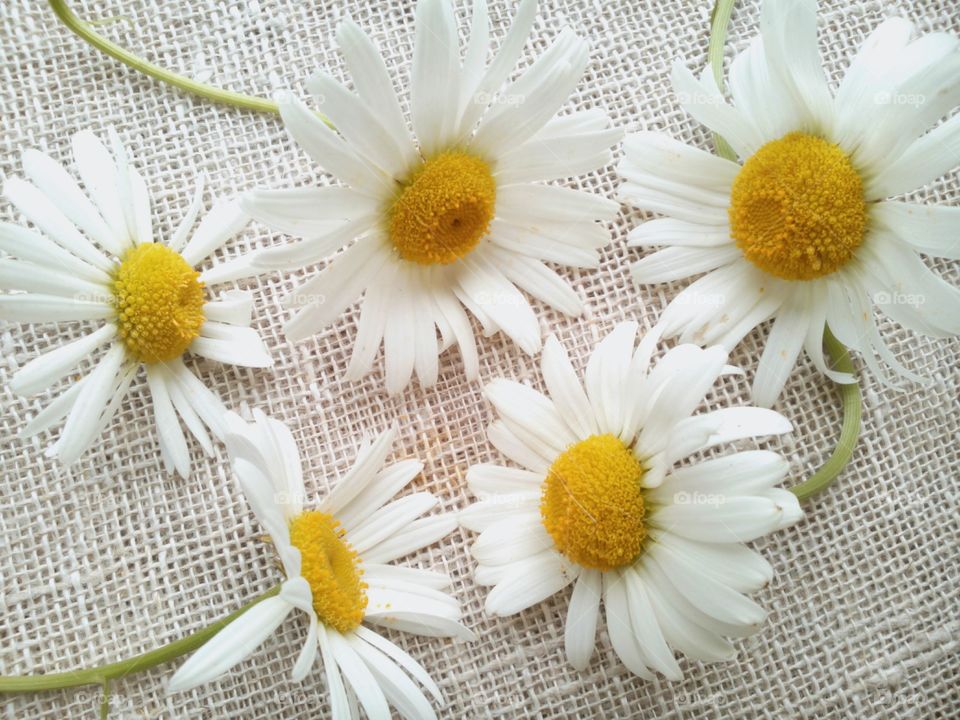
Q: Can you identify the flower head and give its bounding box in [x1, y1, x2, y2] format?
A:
[0, 129, 272, 476]
[460, 323, 801, 678]
[619, 0, 960, 405]
[169, 411, 473, 718]
[243, 0, 622, 394]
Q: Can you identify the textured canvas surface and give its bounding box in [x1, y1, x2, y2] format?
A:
[1, 0, 958, 718]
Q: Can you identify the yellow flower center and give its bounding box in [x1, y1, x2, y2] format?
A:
[540, 434, 647, 571]
[288, 510, 367, 633]
[111, 244, 205, 363]
[387, 150, 496, 265]
[729, 132, 867, 281]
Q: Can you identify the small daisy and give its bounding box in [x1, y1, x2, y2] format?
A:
[169, 411, 474, 718]
[460, 323, 801, 678]
[243, 0, 621, 393]
[0, 129, 272, 476]
[619, 0, 960, 406]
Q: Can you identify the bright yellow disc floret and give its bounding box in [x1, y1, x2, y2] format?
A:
[111, 243, 205, 363]
[288, 510, 367, 633]
[729, 132, 867, 281]
[541, 434, 647, 571]
[387, 150, 496, 265]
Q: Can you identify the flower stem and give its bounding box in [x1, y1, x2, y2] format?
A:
[707, 0, 861, 499]
[48, 0, 279, 114]
[790, 328, 862, 501]
[708, 0, 737, 161]
[0, 585, 280, 702]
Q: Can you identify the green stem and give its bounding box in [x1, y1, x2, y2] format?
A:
[708, 0, 737, 161]
[707, 0, 861, 499]
[48, 0, 279, 114]
[790, 329, 862, 501]
[0, 585, 280, 696]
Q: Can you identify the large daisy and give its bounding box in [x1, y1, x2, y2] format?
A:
[242, 0, 621, 394]
[460, 323, 802, 678]
[169, 411, 473, 719]
[0, 129, 272, 476]
[619, 0, 960, 406]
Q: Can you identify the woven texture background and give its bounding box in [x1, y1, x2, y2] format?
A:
[1, 0, 958, 718]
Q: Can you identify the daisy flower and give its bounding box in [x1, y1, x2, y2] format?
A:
[242, 0, 621, 394]
[169, 411, 474, 718]
[460, 323, 802, 678]
[619, 0, 960, 406]
[0, 129, 272, 476]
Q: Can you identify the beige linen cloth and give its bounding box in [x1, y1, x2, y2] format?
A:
[1, 0, 957, 717]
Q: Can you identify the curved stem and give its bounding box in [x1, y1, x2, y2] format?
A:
[708, 0, 737, 161]
[790, 329, 862, 501]
[0, 585, 280, 695]
[48, 0, 278, 114]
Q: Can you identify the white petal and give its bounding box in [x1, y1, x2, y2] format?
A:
[338, 459, 424, 532]
[167, 597, 295, 693]
[497, 127, 621, 184]
[410, 0, 460, 156]
[353, 625, 443, 704]
[165, 359, 227, 440]
[146, 365, 191, 478]
[277, 92, 390, 193]
[347, 633, 437, 720]
[166, 371, 214, 458]
[0, 293, 112, 323]
[203, 289, 254, 326]
[344, 261, 396, 382]
[867, 114, 960, 200]
[602, 571, 654, 679]
[70, 129, 128, 251]
[458, 492, 540, 533]
[493, 250, 583, 316]
[4, 177, 111, 271]
[485, 552, 578, 615]
[540, 334, 598, 438]
[318, 624, 352, 720]
[564, 568, 601, 671]
[0, 222, 109, 284]
[307, 73, 409, 178]
[751, 293, 810, 407]
[11, 323, 116, 396]
[22, 148, 121, 256]
[322, 424, 398, 515]
[871, 201, 960, 260]
[55, 343, 125, 465]
[180, 199, 249, 267]
[431, 284, 479, 381]
[497, 184, 620, 225]
[335, 20, 416, 167]
[19, 376, 87, 438]
[670, 63, 762, 159]
[347, 493, 439, 555]
[471, 514, 553, 565]
[632, 246, 741, 284]
[622, 569, 682, 680]
[649, 496, 789, 543]
[621, 132, 739, 193]
[193, 322, 273, 368]
[242, 186, 379, 241]
[466, 463, 541, 497]
[362, 515, 458, 565]
[485, 379, 576, 455]
[584, 321, 637, 436]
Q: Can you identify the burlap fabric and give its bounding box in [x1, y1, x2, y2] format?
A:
[1, 0, 957, 717]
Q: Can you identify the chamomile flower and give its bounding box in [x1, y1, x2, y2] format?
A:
[0, 129, 272, 476]
[169, 411, 473, 718]
[619, 0, 960, 406]
[243, 0, 621, 393]
[460, 323, 801, 678]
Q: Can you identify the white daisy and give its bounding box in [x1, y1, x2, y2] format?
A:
[619, 0, 960, 406]
[242, 0, 621, 394]
[0, 129, 272, 477]
[460, 322, 802, 678]
[169, 411, 473, 718]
